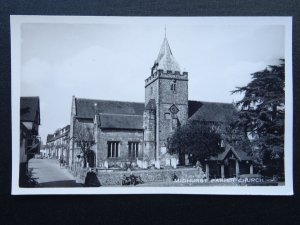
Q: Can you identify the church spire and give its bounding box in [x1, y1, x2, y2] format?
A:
[154, 30, 181, 73]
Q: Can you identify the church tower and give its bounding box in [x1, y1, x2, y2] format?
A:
[144, 34, 188, 167]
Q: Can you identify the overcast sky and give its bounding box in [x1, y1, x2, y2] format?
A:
[20, 18, 285, 143]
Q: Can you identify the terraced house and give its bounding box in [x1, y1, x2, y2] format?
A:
[68, 35, 253, 177]
[46, 125, 70, 161]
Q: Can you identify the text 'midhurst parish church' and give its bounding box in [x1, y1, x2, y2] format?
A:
[68, 34, 249, 172]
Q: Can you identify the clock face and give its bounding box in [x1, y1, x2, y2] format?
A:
[169, 104, 179, 114]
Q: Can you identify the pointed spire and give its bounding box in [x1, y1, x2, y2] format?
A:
[154, 30, 180, 73]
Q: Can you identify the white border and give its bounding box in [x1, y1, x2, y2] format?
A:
[11, 16, 293, 195]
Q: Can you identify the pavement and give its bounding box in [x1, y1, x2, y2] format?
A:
[28, 158, 83, 187]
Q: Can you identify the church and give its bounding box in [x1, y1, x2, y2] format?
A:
[69, 35, 253, 177]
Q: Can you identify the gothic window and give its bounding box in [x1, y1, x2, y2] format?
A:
[107, 141, 119, 158]
[128, 142, 139, 158]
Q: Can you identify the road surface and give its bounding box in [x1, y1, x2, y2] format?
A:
[28, 158, 83, 187]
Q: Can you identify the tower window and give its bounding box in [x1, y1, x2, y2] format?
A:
[107, 141, 119, 158]
[151, 86, 153, 94]
[171, 84, 176, 91]
[171, 79, 176, 91]
[128, 142, 139, 158]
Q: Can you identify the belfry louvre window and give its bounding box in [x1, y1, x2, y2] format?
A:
[171, 79, 176, 91]
[171, 83, 176, 91]
[107, 141, 119, 158]
[128, 142, 139, 158]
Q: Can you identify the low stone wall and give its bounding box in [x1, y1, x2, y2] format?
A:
[70, 166, 205, 186]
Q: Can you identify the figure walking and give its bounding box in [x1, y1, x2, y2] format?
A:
[59, 154, 64, 168]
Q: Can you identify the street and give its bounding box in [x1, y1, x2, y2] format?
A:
[28, 158, 83, 187]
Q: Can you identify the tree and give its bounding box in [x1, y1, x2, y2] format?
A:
[221, 123, 252, 155]
[167, 121, 223, 165]
[232, 60, 285, 176]
[74, 120, 95, 168]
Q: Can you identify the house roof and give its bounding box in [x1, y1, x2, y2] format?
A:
[188, 100, 237, 123]
[47, 134, 55, 143]
[154, 37, 181, 73]
[20, 97, 40, 124]
[99, 113, 143, 130]
[75, 98, 144, 119]
[46, 125, 70, 143]
[210, 145, 252, 161]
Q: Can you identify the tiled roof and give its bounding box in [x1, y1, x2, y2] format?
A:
[154, 37, 181, 73]
[75, 98, 144, 119]
[210, 145, 252, 161]
[46, 125, 70, 143]
[99, 113, 143, 130]
[47, 134, 55, 143]
[188, 100, 237, 123]
[20, 97, 40, 124]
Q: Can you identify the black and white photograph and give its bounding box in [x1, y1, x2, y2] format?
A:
[11, 16, 293, 195]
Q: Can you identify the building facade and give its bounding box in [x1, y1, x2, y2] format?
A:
[46, 125, 70, 162]
[68, 35, 253, 176]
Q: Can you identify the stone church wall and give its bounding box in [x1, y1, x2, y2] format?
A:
[145, 77, 159, 105]
[159, 76, 188, 104]
[96, 129, 143, 167]
[157, 75, 189, 153]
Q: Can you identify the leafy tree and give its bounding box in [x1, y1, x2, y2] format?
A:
[221, 123, 252, 155]
[74, 120, 95, 168]
[232, 60, 285, 176]
[167, 121, 223, 165]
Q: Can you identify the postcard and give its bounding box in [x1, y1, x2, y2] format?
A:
[11, 16, 293, 195]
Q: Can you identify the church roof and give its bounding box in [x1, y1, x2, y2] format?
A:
[98, 113, 143, 130]
[154, 37, 181, 73]
[75, 98, 144, 119]
[188, 100, 237, 123]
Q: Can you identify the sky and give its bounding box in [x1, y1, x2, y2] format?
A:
[20, 18, 285, 143]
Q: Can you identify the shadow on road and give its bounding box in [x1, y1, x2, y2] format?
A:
[39, 180, 83, 188]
